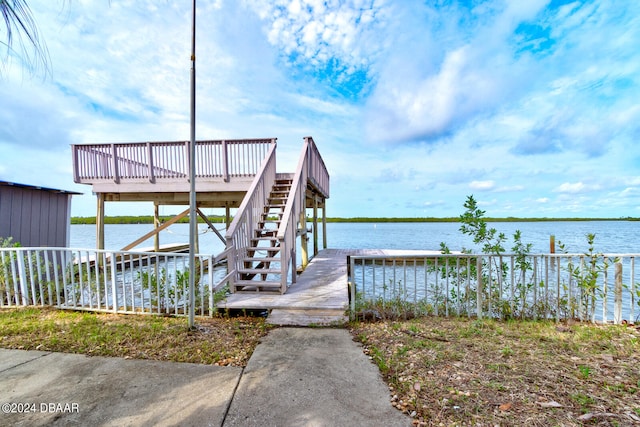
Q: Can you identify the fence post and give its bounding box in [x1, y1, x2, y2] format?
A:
[16, 251, 29, 305]
[110, 252, 118, 313]
[614, 262, 622, 324]
[349, 256, 356, 321]
[476, 257, 483, 319]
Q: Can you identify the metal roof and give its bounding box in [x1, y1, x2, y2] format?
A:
[0, 180, 83, 195]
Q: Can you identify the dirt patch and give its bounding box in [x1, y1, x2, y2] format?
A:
[350, 317, 640, 426]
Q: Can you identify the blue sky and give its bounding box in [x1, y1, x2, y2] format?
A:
[1, 0, 639, 218]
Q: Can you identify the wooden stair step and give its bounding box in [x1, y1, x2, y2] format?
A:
[239, 268, 281, 275]
[246, 246, 281, 252]
[243, 256, 280, 263]
[234, 280, 282, 290]
[255, 228, 278, 233]
[253, 236, 278, 242]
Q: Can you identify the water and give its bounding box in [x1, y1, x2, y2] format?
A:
[70, 221, 639, 255]
[326, 221, 640, 254]
[63, 221, 640, 321]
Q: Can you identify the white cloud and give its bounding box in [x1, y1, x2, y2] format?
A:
[469, 180, 496, 191]
[1, 0, 639, 219]
[246, 0, 387, 75]
[554, 182, 590, 194]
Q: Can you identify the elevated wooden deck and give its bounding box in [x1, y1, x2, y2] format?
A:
[73, 136, 331, 296]
[72, 139, 277, 207]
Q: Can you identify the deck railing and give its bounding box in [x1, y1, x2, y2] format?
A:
[225, 143, 278, 290]
[276, 137, 330, 289]
[349, 253, 639, 323]
[72, 139, 274, 183]
[0, 247, 230, 316]
[304, 136, 330, 198]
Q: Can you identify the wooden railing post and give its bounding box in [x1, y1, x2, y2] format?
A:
[222, 140, 230, 182]
[313, 194, 318, 256]
[96, 194, 105, 250]
[184, 141, 190, 178]
[111, 144, 120, 183]
[300, 210, 308, 269]
[147, 142, 155, 183]
[322, 202, 327, 249]
[72, 146, 80, 182]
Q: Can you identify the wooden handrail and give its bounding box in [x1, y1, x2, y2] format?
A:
[225, 141, 277, 238]
[71, 139, 274, 183]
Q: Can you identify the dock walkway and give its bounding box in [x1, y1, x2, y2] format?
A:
[218, 248, 441, 326]
[218, 249, 353, 325]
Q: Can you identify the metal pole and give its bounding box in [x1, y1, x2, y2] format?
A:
[188, 0, 197, 329]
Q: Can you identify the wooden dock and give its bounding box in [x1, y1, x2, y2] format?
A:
[217, 248, 442, 326]
[75, 243, 190, 269]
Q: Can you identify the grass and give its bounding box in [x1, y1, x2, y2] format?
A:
[0, 307, 272, 366]
[350, 317, 640, 426]
[2, 307, 639, 426]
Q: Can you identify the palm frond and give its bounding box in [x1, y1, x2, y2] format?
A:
[1, 0, 50, 75]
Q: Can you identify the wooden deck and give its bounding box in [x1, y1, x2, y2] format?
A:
[73, 137, 331, 294]
[74, 243, 190, 269]
[217, 248, 442, 326]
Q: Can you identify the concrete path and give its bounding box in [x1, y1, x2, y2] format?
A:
[223, 328, 411, 427]
[0, 329, 412, 427]
[0, 349, 242, 427]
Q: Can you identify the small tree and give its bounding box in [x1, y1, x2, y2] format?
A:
[455, 195, 535, 319]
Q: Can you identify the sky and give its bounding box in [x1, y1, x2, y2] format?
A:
[1, 0, 639, 219]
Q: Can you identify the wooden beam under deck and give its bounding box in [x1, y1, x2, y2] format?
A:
[103, 191, 247, 208]
[89, 178, 254, 195]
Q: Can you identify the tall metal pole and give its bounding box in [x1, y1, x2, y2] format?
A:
[188, 0, 197, 329]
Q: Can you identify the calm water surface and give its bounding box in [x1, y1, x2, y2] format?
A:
[70, 221, 640, 255]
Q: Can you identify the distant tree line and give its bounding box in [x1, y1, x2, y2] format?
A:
[71, 216, 228, 225]
[71, 215, 636, 225]
[324, 216, 633, 223]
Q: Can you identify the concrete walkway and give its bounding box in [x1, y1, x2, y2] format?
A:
[0, 328, 412, 427]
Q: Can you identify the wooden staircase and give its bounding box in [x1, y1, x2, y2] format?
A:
[233, 176, 293, 293]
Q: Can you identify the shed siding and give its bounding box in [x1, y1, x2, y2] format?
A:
[0, 185, 73, 247]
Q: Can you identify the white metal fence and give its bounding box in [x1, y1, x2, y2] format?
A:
[0, 247, 231, 316]
[349, 253, 640, 323]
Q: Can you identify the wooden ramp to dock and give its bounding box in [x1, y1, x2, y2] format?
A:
[218, 248, 441, 326]
[218, 249, 355, 326]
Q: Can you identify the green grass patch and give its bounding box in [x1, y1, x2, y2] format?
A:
[0, 307, 272, 366]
